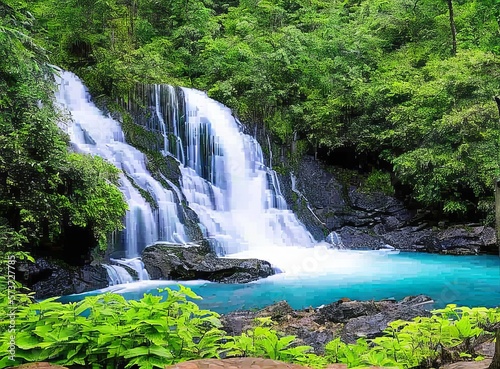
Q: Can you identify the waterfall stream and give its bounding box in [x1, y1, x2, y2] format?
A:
[55, 71, 323, 282]
[55, 71, 188, 283]
[148, 86, 317, 255]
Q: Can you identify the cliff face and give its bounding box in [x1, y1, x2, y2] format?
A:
[280, 155, 497, 255]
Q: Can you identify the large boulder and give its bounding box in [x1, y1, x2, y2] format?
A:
[142, 243, 275, 283]
[314, 299, 381, 324]
[16, 258, 108, 299]
[338, 295, 434, 343]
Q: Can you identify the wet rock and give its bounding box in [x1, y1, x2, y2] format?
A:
[381, 226, 436, 251]
[314, 299, 380, 324]
[16, 258, 108, 299]
[258, 300, 295, 321]
[335, 226, 385, 249]
[221, 310, 258, 336]
[142, 243, 274, 283]
[340, 313, 390, 343]
[340, 295, 434, 343]
[285, 155, 498, 255]
[221, 301, 340, 354]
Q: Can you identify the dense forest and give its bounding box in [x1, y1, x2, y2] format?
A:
[0, 0, 127, 263]
[1, 0, 500, 258]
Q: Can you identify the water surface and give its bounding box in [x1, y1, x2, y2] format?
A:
[60, 251, 500, 314]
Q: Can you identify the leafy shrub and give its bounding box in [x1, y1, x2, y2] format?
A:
[1, 284, 499, 369]
[0, 284, 225, 369]
[222, 317, 315, 365]
[360, 169, 395, 196]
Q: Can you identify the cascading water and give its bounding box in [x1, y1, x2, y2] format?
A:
[143, 86, 317, 257]
[138, 85, 396, 275]
[55, 72, 366, 279]
[103, 264, 134, 285]
[54, 71, 188, 281]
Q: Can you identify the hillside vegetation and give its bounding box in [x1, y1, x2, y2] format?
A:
[0, 0, 127, 264]
[26, 0, 500, 221]
[1, 0, 500, 259]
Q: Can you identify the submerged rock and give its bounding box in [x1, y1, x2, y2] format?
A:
[142, 243, 275, 283]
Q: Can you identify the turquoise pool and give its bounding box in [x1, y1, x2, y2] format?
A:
[60, 251, 500, 313]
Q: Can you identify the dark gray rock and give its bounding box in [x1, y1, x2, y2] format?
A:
[277, 171, 329, 241]
[221, 310, 258, 336]
[258, 300, 295, 321]
[142, 243, 275, 283]
[285, 155, 497, 255]
[16, 258, 108, 299]
[221, 295, 434, 354]
[336, 226, 385, 250]
[314, 299, 381, 324]
[340, 313, 390, 343]
[339, 295, 434, 343]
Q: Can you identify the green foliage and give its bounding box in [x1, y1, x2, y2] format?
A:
[222, 318, 314, 363]
[21, 0, 500, 221]
[59, 153, 128, 249]
[0, 284, 225, 369]
[323, 305, 500, 369]
[0, 0, 128, 256]
[360, 170, 394, 196]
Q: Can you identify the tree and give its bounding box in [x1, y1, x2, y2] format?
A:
[446, 0, 457, 55]
[0, 0, 127, 262]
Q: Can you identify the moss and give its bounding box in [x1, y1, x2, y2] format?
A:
[124, 172, 158, 210]
[121, 113, 162, 153]
[147, 151, 182, 189]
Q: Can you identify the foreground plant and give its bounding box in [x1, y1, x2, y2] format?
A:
[1, 284, 499, 369]
[222, 317, 322, 367]
[0, 284, 225, 369]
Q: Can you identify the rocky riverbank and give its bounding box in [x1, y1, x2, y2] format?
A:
[221, 295, 434, 353]
[221, 295, 496, 356]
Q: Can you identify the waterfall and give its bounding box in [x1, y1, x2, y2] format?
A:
[103, 265, 134, 285]
[146, 86, 317, 255]
[55, 71, 189, 283]
[110, 258, 150, 280]
[55, 71, 327, 278]
[325, 231, 346, 249]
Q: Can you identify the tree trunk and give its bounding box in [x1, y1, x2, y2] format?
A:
[447, 0, 457, 56]
[488, 328, 500, 369]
